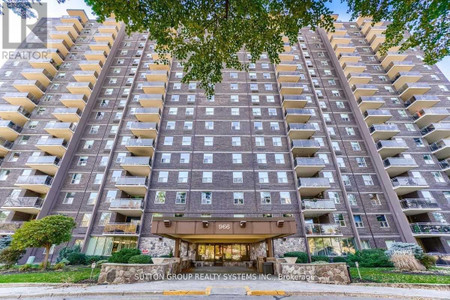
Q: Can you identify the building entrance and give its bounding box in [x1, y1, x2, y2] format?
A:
[196, 244, 250, 265]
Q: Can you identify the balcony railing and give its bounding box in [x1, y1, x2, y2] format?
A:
[305, 224, 341, 236]
[26, 156, 60, 165]
[391, 177, 427, 187]
[298, 177, 330, 187]
[16, 175, 53, 185]
[3, 92, 40, 104]
[295, 157, 324, 167]
[288, 123, 316, 131]
[0, 120, 23, 133]
[364, 109, 392, 118]
[410, 223, 450, 235]
[109, 198, 144, 210]
[103, 222, 140, 235]
[376, 139, 407, 149]
[291, 139, 320, 148]
[404, 95, 439, 108]
[302, 200, 336, 210]
[369, 124, 399, 133]
[439, 159, 450, 170]
[398, 82, 431, 95]
[357, 96, 384, 105]
[121, 156, 151, 166]
[125, 138, 154, 147]
[116, 176, 148, 186]
[2, 197, 43, 208]
[383, 157, 417, 167]
[400, 198, 439, 210]
[36, 137, 68, 147]
[0, 138, 13, 149]
[421, 123, 450, 135]
[129, 122, 157, 130]
[413, 108, 449, 121]
[44, 122, 77, 131]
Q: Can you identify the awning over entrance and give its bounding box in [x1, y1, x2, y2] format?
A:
[151, 217, 297, 243]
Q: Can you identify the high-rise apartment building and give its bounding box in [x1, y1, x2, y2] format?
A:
[0, 10, 448, 264]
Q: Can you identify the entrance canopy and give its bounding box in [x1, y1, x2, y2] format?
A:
[151, 217, 297, 243]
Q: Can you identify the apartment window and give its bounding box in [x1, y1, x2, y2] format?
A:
[438, 85, 448, 92]
[268, 108, 277, 116]
[431, 171, 445, 183]
[348, 194, 357, 206]
[166, 121, 176, 130]
[205, 121, 214, 130]
[173, 83, 181, 89]
[9, 152, 19, 162]
[175, 192, 186, 204]
[254, 122, 263, 131]
[277, 172, 288, 183]
[329, 192, 340, 204]
[252, 108, 261, 116]
[161, 153, 171, 163]
[336, 157, 345, 168]
[356, 157, 367, 167]
[155, 191, 166, 204]
[28, 121, 38, 129]
[405, 123, 416, 131]
[432, 212, 447, 223]
[71, 174, 82, 184]
[362, 175, 374, 185]
[230, 95, 239, 102]
[233, 192, 244, 205]
[203, 172, 213, 183]
[81, 214, 91, 227]
[164, 137, 173, 145]
[205, 107, 214, 115]
[353, 215, 364, 228]
[189, 82, 197, 90]
[231, 108, 240, 115]
[255, 137, 265, 146]
[270, 122, 280, 131]
[275, 154, 285, 164]
[258, 172, 269, 183]
[369, 193, 381, 206]
[87, 193, 97, 205]
[346, 127, 355, 135]
[280, 192, 291, 204]
[171, 95, 180, 102]
[203, 153, 213, 163]
[201, 192, 212, 204]
[251, 95, 260, 103]
[230, 72, 238, 79]
[231, 121, 240, 130]
[423, 154, 434, 164]
[63, 192, 75, 204]
[186, 108, 194, 115]
[99, 213, 111, 226]
[272, 137, 282, 146]
[342, 175, 351, 186]
[336, 101, 345, 108]
[233, 172, 243, 183]
[77, 156, 88, 166]
[0, 170, 9, 181]
[257, 154, 267, 164]
[398, 110, 408, 118]
[376, 215, 389, 228]
[266, 95, 275, 102]
[264, 84, 273, 91]
[158, 171, 169, 182]
[204, 136, 214, 146]
[414, 138, 424, 147]
[168, 108, 177, 115]
[178, 172, 188, 183]
[340, 114, 350, 121]
[232, 137, 241, 146]
[182, 137, 191, 145]
[261, 192, 271, 204]
[184, 121, 193, 130]
[334, 214, 346, 227]
[180, 153, 190, 163]
[232, 153, 242, 163]
[230, 83, 238, 90]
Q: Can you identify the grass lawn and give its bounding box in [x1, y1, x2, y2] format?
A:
[0, 266, 100, 283]
[350, 267, 450, 284]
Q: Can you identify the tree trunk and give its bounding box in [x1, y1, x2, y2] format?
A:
[43, 245, 50, 269]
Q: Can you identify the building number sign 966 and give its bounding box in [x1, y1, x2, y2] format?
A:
[218, 224, 231, 230]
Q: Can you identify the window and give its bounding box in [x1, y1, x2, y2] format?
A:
[254, 122, 263, 131]
[99, 213, 111, 226]
[63, 192, 75, 204]
[431, 171, 445, 183]
[258, 172, 269, 183]
[87, 193, 97, 205]
[182, 136, 191, 145]
[257, 154, 267, 164]
[175, 192, 186, 204]
[277, 172, 288, 183]
[155, 191, 166, 204]
[232, 153, 242, 164]
[376, 215, 389, 228]
[323, 172, 334, 183]
[351, 142, 361, 151]
[187, 95, 196, 103]
[205, 107, 214, 115]
[180, 153, 190, 163]
[353, 215, 364, 228]
[203, 172, 213, 183]
[164, 137, 173, 145]
[342, 175, 351, 186]
[233, 192, 244, 205]
[414, 138, 424, 147]
[255, 137, 265, 146]
[272, 137, 282, 146]
[204, 136, 214, 146]
[256, 192, 271, 205]
[205, 121, 214, 130]
[275, 154, 285, 164]
[178, 171, 188, 183]
[71, 174, 82, 184]
[369, 193, 381, 206]
[328, 192, 340, 204]
[166, 121, 175, 130]
[231, 108, 240, 116]
[346, 127, 355, 136]
[231, 121, 240, 130]
[356, 157, 367, 167]
[161, 153, 171, 163]
[233, 172, 243, 183]
[362, 175, 373, 185]
[280, 192, 291, 204]
[405, 123, 416, 131]
[423, 154, 434, 164]
[0, 170, 9, 181]
[201, 192, 212, 204]
[232, 137, 241, 146]
[347, 194, 357, 206]
[270, 122, 280, 131]
[81, 214, 91, 227]
[203, 153, 213, 163]
[94, 174, 103, 184]
[334, 214, 346, 227]
[158, 171, 169, 182]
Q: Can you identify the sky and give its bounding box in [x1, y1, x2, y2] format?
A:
[0, 0, 448, 78]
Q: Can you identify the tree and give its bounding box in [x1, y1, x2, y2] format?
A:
[11, 215, 76, 269]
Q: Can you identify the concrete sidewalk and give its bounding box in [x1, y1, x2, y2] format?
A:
[0, 279, 449, 299]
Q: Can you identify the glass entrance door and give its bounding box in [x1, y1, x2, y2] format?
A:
[196, 243, 250, 263]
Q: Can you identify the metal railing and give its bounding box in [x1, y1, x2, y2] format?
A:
[305, 224, 341, 235]
[410, 223, 450, 235]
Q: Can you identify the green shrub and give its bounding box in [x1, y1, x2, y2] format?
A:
[419, 254, 437, 269]
[311, 261, 328, 264]
[108, 248, 141, 263]
[57, 245, 81, 263]
[346, 249, 393, 267]
[283, 251, 308, 263]
[52, 262, 66, 270]
[18, 264, 32, 272]
[86, 255, 107, 264]
[330, 256, 347, 263]
[67, 252, 87, 265]
[96, 259, 108, 266]
[0, 248, 25, 268]
[385, 242, 424, 260]
[128, 255, 152, 264]
[311, 255, 329, 262]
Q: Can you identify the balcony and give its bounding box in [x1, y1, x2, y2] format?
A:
[287, 123, 316, 139]
[0, 222, 23, 235]
[282, 95, 309, 109]
[120, 156, 151, 176]
[54, 23, 79, 39]
[102, 17, 120, 26]
[283, 43, 292, 52]
[94, 32, 114, 44]
[329, 34, 351, 48]
[0, 139, 13, 157]
[385, 61, 414, 79]
[60, 94, 87, 110]
[279, 83, 303, 95]
[98, 25, 118, 35]
[439, 159, 450, 175]
[410, 223, 450, 237]
[145, 71, 169, 82]
[352, 84, 378, 99]
[430, 139, 450, 160]
[421, 123, 450, 143]
[73, 70, 98, 85]
[60, 15, 83, 31]
[284, 108, 313, 124]
[275, 61, 298, 72]
[115, 176, 148, 196]
[0, 105, 30, 126]
[413, 108, 449, 128]
[20, 68, 52, 87]
[125, 138, 155, 156]
[391, 177, 429, 196]
[2, 197, 43, 214]
[360, 20, 382, 34]
[338, 53, 361, 65]
[15, 175, 53, 194]
[357, 96, 384, 113]
[103, 222, 139, 236]
[400, 198, 440, 216]
[142, 82, 166, 94]
[370, 124, 400, 141]
[305, 224, 342, 237]
[109, 198, 143, 217]
[49, 30, 75, 47]
[84, 50, 107, 64]
[291, 139, 320, 157]
[148, 61, 171, 71]
[278, 53, 295, 61]
[392, 72, 422, 90]
[334, 43, 356, 56]
[66, 81, 93, 97]
[384, 157, 418, 177]
[327, 29, 347, 39]
[44, 122, 76, 141]
[379, 52, 408, 69]
[25, 156, 60, 176]
[51, 107, 81, 123]
[294, 157, 325, 177]
[277, 71, 301, 83]
[45, 39, 69, 57]
[376, 139, 408, 158]
[298, 177, 330, 197]
[67, 9, 89, 24]
[134, 108, 161, 122]
[2, 92, 38, 112]
[29, 58, 58, 76]
[13, 80, 45, 98]
[137, 94, 164, 109]
[129, 122, 158, 139]
[347, 73, 371, 86]
[89, 42, 111, 55]
[36, 137, 67, 157]
[369, 34, 386, 52]
[405, 95, 440, 114]
[342, 62, 366, 76]
[364, 109, 392, 127]
[0, 120, 22, 141]
[151, 53, 171, 61]
[302, 200, 336, 217]
[398, 83, 431, 101]
[78, 60, 103, 74]
[366, 26, 387, 41]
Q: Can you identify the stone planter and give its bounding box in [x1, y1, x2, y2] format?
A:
[152, 258, 166, 265]
[284, 257, 298, 264]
